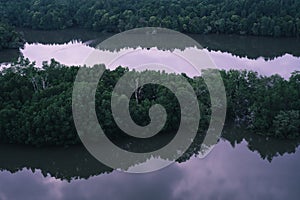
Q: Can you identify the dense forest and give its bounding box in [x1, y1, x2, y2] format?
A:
[0, 22, 24, 49]
[1, 0, 300, 37]
[0, 58, 299, 147]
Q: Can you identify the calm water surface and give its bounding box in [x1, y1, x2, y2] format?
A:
[0, 130, 299, 200]
[1, 28, 300, 78]
[0, 29, 299, 200]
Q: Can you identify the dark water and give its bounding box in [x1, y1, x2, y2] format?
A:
[0, 128, 299, 200]
[189, 34, 300, 59]
[1, 28, 300, 78]
[0, 29, 300, 199]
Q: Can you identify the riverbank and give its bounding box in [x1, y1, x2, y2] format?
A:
[1, 0, 300, 37]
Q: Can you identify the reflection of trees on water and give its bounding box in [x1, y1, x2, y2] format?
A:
[0, 144, 113, 182]
[190, 34, 300, 60]
[92, 29, 300, 60]
[3, 29, 300, 65]
[1, 124, 299, 181]
[222, 124, 300, 162]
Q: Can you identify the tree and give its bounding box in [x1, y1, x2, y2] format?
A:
[273, 111, 300, 139]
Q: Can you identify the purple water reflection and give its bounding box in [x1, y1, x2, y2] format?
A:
[209, 50, 300, 78]
[0, 140, 299, 200]
[17, 42, 300, 79]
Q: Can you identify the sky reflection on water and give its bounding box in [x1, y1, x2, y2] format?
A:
[15, 41, 300, 79]
[0, 140, 299, 200]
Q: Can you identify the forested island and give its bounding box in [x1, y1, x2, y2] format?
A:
[0, 0, 299, 153]
[1, 0, 300, 37]
[0, 58, 299, 147]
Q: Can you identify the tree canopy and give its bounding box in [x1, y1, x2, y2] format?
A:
[1, 0, 300, 37]
[0, 58, 299, 147]
[0, 22, 24, 49]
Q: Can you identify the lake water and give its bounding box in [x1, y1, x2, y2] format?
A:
[0, 127, 299, 200]
[0, 28, 300, 200]
[1, 28, 300, 78]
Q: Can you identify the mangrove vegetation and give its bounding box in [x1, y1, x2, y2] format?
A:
[0, 58, 299, 147]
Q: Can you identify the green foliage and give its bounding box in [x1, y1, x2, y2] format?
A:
[1, 0, 300, 36]
[0, 59, 299, 146]
[273, 110, 300, 139]
[0, 22, 24, 49]
[222, 70, 300, 139]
